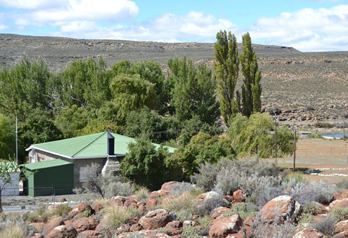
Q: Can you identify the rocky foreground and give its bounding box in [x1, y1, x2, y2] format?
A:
[25, 181, 348, 238]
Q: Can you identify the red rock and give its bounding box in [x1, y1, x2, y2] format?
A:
[130, 223, 143, 232]
[95, 219, 107, 232]
[146, 199, 158, 207]
[149, 191, 161, 198]
[72, 217, 99, 232]
[210, 207, 232, 220]
[158, 190, 170, 197]
[69, 203, 94, 218]
[183, 220, 196, 227]
[28, 235, 43, 238]
[124, 199, 137, 208]
[165, 221, 183, 236]
[224, 195, 234, 203]
[333, 190, 348, 200]
[209, 214, 243, 238]
[335, 220, 348, 234]
[329, 198, 348, 209]
[110, 196, 127, 206]
[31, 222, 45, 232]
[46, 225, 77, 238]
[293, 228, 327, 238]
[313, 214, 328, 222]
[116, 223, 130, 234]
[92, 204, 103, 213]
[139, 209, 170, 230]
[244, 217, 255, 227]
[42, 217, 64, 236]
[127, 217, 139, 225]
[137, 202, 146, 214]
[334, 231, 348, 238]
[77, 230, 102, 238]
[233, 190, 245, 203]
[259, 195, 302, 224]
[161, 181, 179, 191]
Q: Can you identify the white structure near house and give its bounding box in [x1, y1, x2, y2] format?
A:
[0, 162, 20, 196]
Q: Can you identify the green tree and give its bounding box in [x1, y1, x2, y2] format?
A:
[167, 132, 234, 179]
[240, 33, 262, 117]
[120, 137, 169, 189]
[110, 73, 155, 122]
[54, 105, 89, 138]
[124, 108, 180, 143]
[168, 57, 220, 124]
[0, 114, 15, 160]
[0, 57, 51, 117]
[228, 113, 293, 158]
[214, 31, 240, 123]
[53, 57, 111, 108]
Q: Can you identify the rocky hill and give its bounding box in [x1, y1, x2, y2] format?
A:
[1, 34, 347, 125]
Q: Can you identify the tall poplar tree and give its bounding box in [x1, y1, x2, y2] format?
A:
[214, 31, 239, 123]
[240, 33, 262, 117]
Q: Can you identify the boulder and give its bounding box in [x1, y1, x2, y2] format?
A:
[130, 223, 143, 232]
[116, 223, 130, 234]
[31, 222, 45, 232]
[259, 195, 302, 224]
[161, 181, 179, 191]
[146, 199, 158, 207]
[72, 217, 99, 232]
[139, 209, 170, 230]
[233, 190, 245, 203]
[46, 225, 77, 238]
[293, 228, 327, 238]
[92, 204, 103, 213]
[329, 198, 348, 210]
[124, 199, 137, 208]
[333, 190, 348, 200]
[149, 190, 170, 198]
[42, 217, 64, 236]
[77, 230, 102, 238]
[165, 221, 183, 236]
[335, 220, 348, 234]
[210, 207, 232, 220]
[209, 214, 243, 238]
[69, 203, 94, 218]
[110, 196, 127, 206]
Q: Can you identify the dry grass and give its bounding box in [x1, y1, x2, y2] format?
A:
[0, 225, 25, 238]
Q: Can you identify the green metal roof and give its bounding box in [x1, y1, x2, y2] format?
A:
[23, 159, 72, 170]
[27, 132, 176, 159]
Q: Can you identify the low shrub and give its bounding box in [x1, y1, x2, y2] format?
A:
[312, 216, 337, 237]
[169, 182, 195, 196]
[104, 181, 134, 198]
[251, 216, 296, 238]
[288, 180, 336, 205]
[134, 187, 149, 203]
[162, 191, 195, 213]
[302, 202, 322, 215]
[104, 204, 138, 229]
[329, 207, 348, 222]
[182, 225, 201, 238]
[193, 192, 230, 216]
[53, 204, 72, 217]
[229, 203, 258, 220]
[173, 210, 193, 222]
[198, 216, 212, 234]
[337, 179, 348, 189]
[0, 225, 25, 238]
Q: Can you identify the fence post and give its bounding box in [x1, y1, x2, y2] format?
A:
[52, 184, 55, 203]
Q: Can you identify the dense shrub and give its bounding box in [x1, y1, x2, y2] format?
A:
[251, 216, 296, 238]
[337, 179, 348, 189]
[169, 182, 195, 196]
[182, 225, 201, 238]
[104, 203, 138, 229]
[162, 191, 195, 213]
[287, 180, 336, 205]
[193, 192, 230, 216]
[225, 203, 258, 220]
[330, 207, 348, 222]
[312, 216, 337, 237]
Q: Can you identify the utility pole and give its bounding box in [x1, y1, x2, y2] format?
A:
[292, 124, 297, 172]
[273, 114, 278, 164]
[16, 115, 18, 164]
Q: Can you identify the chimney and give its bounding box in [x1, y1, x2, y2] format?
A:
[107, 129, 115, 155]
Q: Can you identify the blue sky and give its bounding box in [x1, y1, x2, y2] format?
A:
[1, 0, 348, 51]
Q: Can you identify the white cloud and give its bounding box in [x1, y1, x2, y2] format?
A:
[51, 11, 237, 43]
[249, 5, 348, 51]
[0, 0, 66, 10]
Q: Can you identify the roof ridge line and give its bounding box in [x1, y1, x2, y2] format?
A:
[71, 132, 107, 157]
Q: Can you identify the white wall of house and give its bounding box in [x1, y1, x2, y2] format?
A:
[0, 172, 20, 196]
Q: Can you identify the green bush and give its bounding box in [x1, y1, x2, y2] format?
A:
[104, 204, 138, 229]
[337, 179, 348, 189]
[53, 204, 72, 217]
[329, 207, 348, 222]
[312, 216, 337, 236]
[182, 226, 201, 238]
[229, 203, 258, 220]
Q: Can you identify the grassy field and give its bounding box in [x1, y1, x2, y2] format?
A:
[276, 138, 348, 184]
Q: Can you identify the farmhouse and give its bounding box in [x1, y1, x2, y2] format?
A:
[26, 131, 175, 188]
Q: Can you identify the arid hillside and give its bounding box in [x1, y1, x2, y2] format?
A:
[1, 34, 347, 125]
